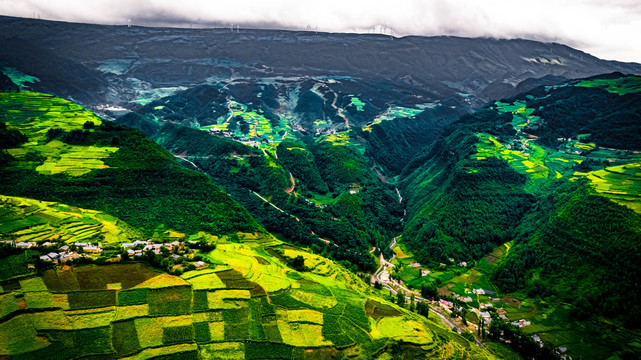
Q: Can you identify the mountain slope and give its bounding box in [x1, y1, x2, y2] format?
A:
[0, 223, 495, 360]
[400, 73, 641, 358]
[0, 91, 259, 236]
[1, 15, 640, 180]
[0, 90, 496, 359]
[1, 15, 640, 111]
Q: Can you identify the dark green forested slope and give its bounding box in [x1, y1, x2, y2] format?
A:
[0, 91, 260, 237]
[401, 73, 641, 323]
[117, 96, 404, 272]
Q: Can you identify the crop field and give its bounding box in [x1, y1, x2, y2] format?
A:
[576, 76, 641, 95]
[0, 195, 141, 246]
[584, 162, 641, 213]
[0, 91, 121, 177]
[472, 131, 641, 210]
[319, 130, 350, 146]
[147, 286, 192, 316]
[24, 291, 54, 309]
[0, 294, 18, 318]
[0, 233, 459, 359]
[43, 264, 158, 291]
[112, 319, 142, 356]
[203, 243, 290, 293]
[363, 106, 423, 132]
[474, 133, 550, 182]
[201, 100, 291, 147]
[199, 342, 244, 360]
[67, 290, 117, 310]
[0, 250, 38, 280]
[494, 100, 543, 130]
[206, 289, 251, 310]
[181, 269, 225, 290]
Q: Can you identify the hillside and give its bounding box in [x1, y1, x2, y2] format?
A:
[0, 91, 259, 236]
[0, 232, 494, 360]
[400, 73, 641, 358]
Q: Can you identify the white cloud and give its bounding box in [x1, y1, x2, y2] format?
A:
[1, 0, 640, 62]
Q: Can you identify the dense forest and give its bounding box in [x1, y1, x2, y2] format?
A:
[122, 121, 402, 271]
[492, 180, 641, 326]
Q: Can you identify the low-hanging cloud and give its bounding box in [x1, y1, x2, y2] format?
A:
[1, 0, 640, 63]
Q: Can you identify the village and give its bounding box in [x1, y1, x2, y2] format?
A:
[1, 238, 209, 270]
[371, 239, 569, 359]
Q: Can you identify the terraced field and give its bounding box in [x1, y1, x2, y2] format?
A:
[0, 193, 490, 359]
[201, 100, 291, 147]
[584, 162, 641, 213]
[472, 89, 641, 213]
[0, 91, 119, 177]
[0, 230, 492, 359]
[0, 195, 140, 246]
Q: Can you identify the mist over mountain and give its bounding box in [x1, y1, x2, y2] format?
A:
[0, 15, 639, 112]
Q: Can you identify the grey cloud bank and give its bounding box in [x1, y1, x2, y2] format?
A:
[1, 0, 640, 63]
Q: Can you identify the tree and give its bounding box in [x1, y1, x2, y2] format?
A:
[416, 302, 429, 318]
[290, 255, 306, 272]
[421, 283, 438, 300]
[396, 291, 405, 306]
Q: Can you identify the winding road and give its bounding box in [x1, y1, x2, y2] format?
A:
[371, 235, 486, 348]
[284, 173, 295, 194]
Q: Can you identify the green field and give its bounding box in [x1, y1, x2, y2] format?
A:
[200, 100, 291, 148]
[584, 162, 641, 213]
[0, 232, 491, 359]
[363, 106, 423, 132]
[472, 131, 641, 213]
[348, 95, 366, 111]
[0, 195, 141, 245]
[0, 91, 120, 177]
[576, 76, 641, 95]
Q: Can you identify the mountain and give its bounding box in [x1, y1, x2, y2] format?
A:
[400, 73, 641, 359]
[1, 15, 640, 110]
[1, 15, 640, 175]
[0, 87, 501, 359]
[4, 15, 636, 272]
[2, 16, 641, 359]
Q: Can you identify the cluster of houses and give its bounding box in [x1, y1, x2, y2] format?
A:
[121, 239, 183, 257]
[511, 318, 532, 328]
[39, 242, 103, 263]
[1, 240, 103, 263]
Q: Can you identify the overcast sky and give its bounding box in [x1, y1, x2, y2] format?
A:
[1, 0, 640, 63]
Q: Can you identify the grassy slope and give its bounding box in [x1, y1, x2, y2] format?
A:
[0, 194, 141, 246]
